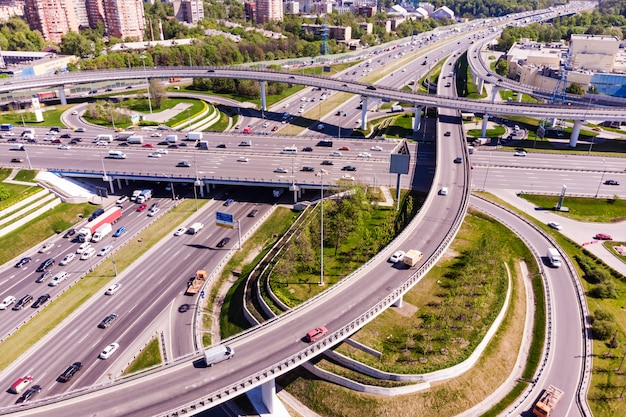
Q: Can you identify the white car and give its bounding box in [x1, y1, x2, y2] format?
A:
[96, 141, 108, 146]
[329, 151, 342, 157]
[80, 247, 96, 260]
[148, 152, 162, 158]
[116, 196, 129, 204]
[358, 152, 371, 158]
[262, 122, 269, 128]
[237, 157, 249, 162]
[274, 167, 288, 173]
[156, 149, 168, 154]
[71, 110, 78, 115]
[370, 146, 383, 151]
[0, 296, 16, 310]
[174, 227, 187, 236]
[514, 150, 527, 157]
[98, 245, 113, 257]
[105, 283, 122, 295]
[39, 243, 54, 253]
[59, 253, 75, 265]
[76, 242, 91, 254]
[49, 271, 68, 287]
[341, 174, 355, 181]
[548, 222, 563, 231]
[150, 132, 162, 137]
[389, 251, 405, 263]
[147, 207, 160, 217]
[99, 342, 120, 359]
[58, 144, 70, 150]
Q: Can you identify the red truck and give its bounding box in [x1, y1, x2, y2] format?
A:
[77, 207, 122, 242]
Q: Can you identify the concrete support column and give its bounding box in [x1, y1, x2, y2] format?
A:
[58, 86, 67, 105]
[259, 81, 267, 112]
[261, 379, 277, 414]
[490, 86, 499, 103]
[413, 105, 422, 132]
[569, 120, 583, 147]
[476, 77, 484, 93]
[360, 96, 368, 129]
[481, 114, 490, 138]
[517, 93, 523, 102]
[124, 178, 129, 186]
[392, 295, 403, 308]
[103, 175, 114, 194]
[116, 178, 123, 189]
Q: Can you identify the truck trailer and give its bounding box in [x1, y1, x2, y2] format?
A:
[403, 249, 423, 267]
[91, 223, 113, 242]
[186, 270, 207, 295]
[78, 207, 122, 242]
[532, 385, 563, 417]
[126, 135, 144, 144]
[115, 131, 134, 141]
[185, 131, 203, 141]
[188, 222, 204, 234]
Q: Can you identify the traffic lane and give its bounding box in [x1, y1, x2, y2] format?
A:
[470, 150, 626, 173]
[470, 197, 584, 417]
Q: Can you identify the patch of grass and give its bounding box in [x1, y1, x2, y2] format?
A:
[209, 109, 231, 132]
[467, 125, 506, 138]
[13, 170, 37, 182]
[124, 338, 162, 374]
[383, 114, 413, 139]
[0, 105, 70, 127]
[520, 194, 626, 223]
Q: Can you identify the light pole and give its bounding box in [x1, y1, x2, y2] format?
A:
[139, 55, 153, 115]
[237, 220, 242, 251]
[317, 169, 328, 286]
[162, 173, 176, 200]
[111, 251, 117, 276]
[595, 158, 606, 198]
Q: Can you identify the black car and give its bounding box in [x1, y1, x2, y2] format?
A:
[12, 294, 33, 310]
[177, 161, 191, 167]
[58, 362, 82, 383]
[342, 165, 357, 171]
[366, 85, 377, 90]
[36, 271, 52, 284]
[32, 294, 50, 308]
[454, 157, 463, 164]
[63, 228, 76, 238]
[301, 166, 315, 172]
[302, 146, 313, 152]
[15, 257, 31, 268]
[321, 160, 334, 165]
[216, 144, 226, 148]
[60, 133, 71, 139]
[98, 313, 119, 329]
[604, 179, 620, 186]
[15, 385, 41, 404]
[36, 258, 55, 272]
[247, 209, 259, 218]
[217, 237, 231, 248]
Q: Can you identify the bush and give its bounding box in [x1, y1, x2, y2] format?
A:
[589, 281, 618, 299]
[592, 320, 616, 340]
[593, 308, 615, 323]
[585, 268, 609, 284]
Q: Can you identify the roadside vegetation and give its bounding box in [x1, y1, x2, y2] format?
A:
[124, 338, 162, 375]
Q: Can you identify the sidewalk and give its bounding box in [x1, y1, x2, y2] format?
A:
[487, 188, 626, 276]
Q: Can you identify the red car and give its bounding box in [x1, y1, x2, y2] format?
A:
[142, 143, 153, 148]
[137, 204, 147, 212]
[305, 326, 328, 342]
[594, 233, 612, 240]
[339, 146, 350, 151]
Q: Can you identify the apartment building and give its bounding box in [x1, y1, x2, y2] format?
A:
[24, 0, 79, 43]
[102, 0, 145, 41]
[173, 0, 204, 24]
[256, 0, 282, 24]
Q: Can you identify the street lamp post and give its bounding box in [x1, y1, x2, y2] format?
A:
[595, 158, 606, 198]
[139, 55, 153, 115]
[319, 170, 325, 286]
[162, 173, 176, 200]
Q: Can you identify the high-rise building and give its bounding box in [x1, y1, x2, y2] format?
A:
[256, 0, 282, 24]
[86, 0, 105, 29]
[102, 0, 145, 41]
[24, 0, 79, 44]
[173, 0, 203, 24]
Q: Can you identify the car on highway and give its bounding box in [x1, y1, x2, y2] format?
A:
[156, 148, 168, 154]
[444, 131, 451, 137]
[36, 271, 52, 283]
[247, 209, 259, 218]
[454, 157, 462, 163]
[36, 258, 55, 272]
[548, 222, 563, 230]
[147, 207, 159, 217]
[594, 233, 612, 240]
[71, 110, 78, 115]
[58, 144, 70, 150]
[98, 245, 113, 257]
[389, 251, 405, 263]
[148, 152, 162, 158]
[176, 161, 191, 167]
[142, 143, 153, 148]
[99, 342, 120, 359]
[0, 296, 16, 310]
[338, 146, 350, 151]
[216, 143, 226, 148]
[12, 294, 33, 310]
[9, 375, 33, 394]
[31, 294, 50, 308]
[15, 384, 41, 404]
[76, 242, 91, 254]
[224, 198, 234, 206]
[216, 237, 231, 248]
[358, 152, 371, 158]
[174, 227, 187, 236]
[604, 179, 620, 185]
[321, 160, 334, 165]
[63, 228, 76, 239]
[11, 158, 24, 163]
[342, 165, 357, 171]
[98, 313, 119, 329]
[112, 226, 126, 237]
[137, 204, 147, 211]
[274, 167, 288, 173]
[105, 283, 122, 296]
[59, 253, 75, 266]
[514, 150, 527, 157]
[329, 151, 342, 157]
[150, 132, 162, 137]
[305, 326, 328, 342]
[341, 174, 355, 181]
[49, 271, 68, 287]
[370, 145, 383, 151]
[80, 247, 96, 260]
[116, 196, 128, 204]
[302, 146, 313, 152]
[237, 156, 249, 162]
[14, 257, 31, 268]
[57, 362, 82, 383]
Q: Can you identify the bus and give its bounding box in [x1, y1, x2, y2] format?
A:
[0, 123, 13, 131]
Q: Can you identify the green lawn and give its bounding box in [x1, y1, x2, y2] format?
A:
[520, 194, 626, 223]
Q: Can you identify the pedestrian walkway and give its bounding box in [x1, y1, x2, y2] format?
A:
[488, 188, 626, 276]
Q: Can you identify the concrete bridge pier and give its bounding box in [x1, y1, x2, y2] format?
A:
[476, 76, 484, 93]
[517, 93, 523, 102]
[116, 178, 123, 189]
[58, 86, 67, 105]
[259, 81, 267, 112]
[195, 179, 204, 198]
[481, 114, 490, 138]
[103, 174, 114, 194]
[569, 120, 583, 147]
[392, 295, 403, 308]
[360, 96, 368, 129]
[413, 105, 423, 132]
[490, 86, 499, 103]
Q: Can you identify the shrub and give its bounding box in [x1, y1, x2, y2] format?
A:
[592, 320, 616, 340]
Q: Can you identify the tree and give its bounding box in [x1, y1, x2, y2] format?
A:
[566, 83, 585, 96]
[60, 32, 93, 58]
[495, 58, 509, 76]
[149, 79, 167, 109]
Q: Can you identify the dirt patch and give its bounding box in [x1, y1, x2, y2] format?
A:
[392, 302, 418, 318]
[440, 247, 459, 261]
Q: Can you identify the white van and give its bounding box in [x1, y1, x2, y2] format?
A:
[281, 145, 297, 154]
[107, 150, 127, 159]
[49, 271, 68, 287]
[547, 247, 562, 268]
[96, 134, 113, 143]
[204, 345, 235, 367]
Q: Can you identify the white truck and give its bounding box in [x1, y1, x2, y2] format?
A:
[91, 223, 113, 242]
[126, 135, 144, 144]
[185, 131, 203, 141]
[96, 134, 113, 143]
[547, 247, 562, 268]
[188, 222, 204, 234]
[204, 345, 234, 367]
[403, 249, 423, 267]
[135, 189, 153, 204]
[165, 134, 178, 143]
[115, 131, 134, 141]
